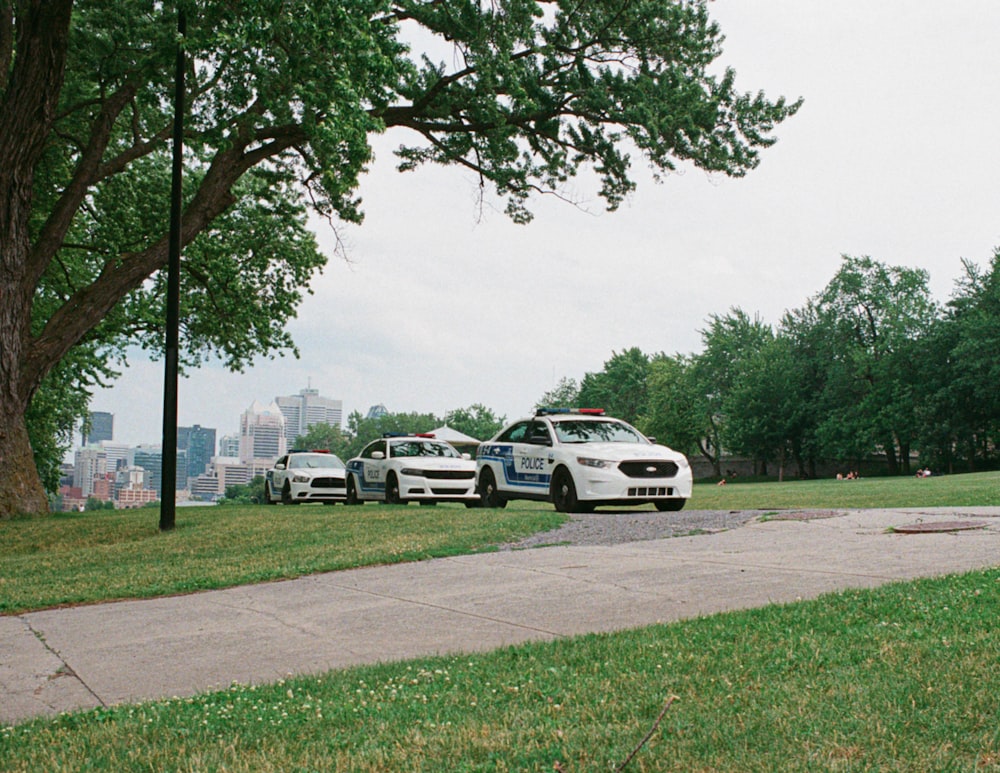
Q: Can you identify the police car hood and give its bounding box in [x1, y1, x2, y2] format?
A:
[567, 442, 685, 462]
[295, 464, 346, 476]
[400, 457, 475, 470]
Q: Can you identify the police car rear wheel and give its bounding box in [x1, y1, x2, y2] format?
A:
[264, 482, 276, 505]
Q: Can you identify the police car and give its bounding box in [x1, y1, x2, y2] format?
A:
[476, 409, 692, 513]
[264, 450, 348, 505]
[345, 434, 479, 506]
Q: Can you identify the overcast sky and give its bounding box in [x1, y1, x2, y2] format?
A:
[90, 1, 1000, 447]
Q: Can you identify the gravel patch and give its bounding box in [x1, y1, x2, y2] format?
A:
[500, 509, 774, 549]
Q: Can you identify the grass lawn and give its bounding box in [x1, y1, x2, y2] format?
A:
[691, 468, 1000, 511]
[0, 503, 565, 614]
[3, 569, 998, 771]
[1, 471, 997, 615]
[2, 472, 998, 769]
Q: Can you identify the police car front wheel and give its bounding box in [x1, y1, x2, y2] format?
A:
[478, 468, 507, 509]
[551, 469, 593, 513]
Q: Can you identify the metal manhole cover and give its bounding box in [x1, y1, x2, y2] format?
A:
[892, 520, 987, 534]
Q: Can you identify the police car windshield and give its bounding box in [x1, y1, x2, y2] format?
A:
[553, 419, 646, 444]
[390, 441, 461, 458]
[289, 453, 345, 468]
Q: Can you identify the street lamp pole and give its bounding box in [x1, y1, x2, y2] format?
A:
[160, 6, 186, 532]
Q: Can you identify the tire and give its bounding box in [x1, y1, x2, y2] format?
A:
[264, 482, 276, 505]
[464, 499, 480, 509]
[281, 482, 298, 506]
[478, 468, 507, 509]
[551, 468, 592, 513]
[655, 498, 687, 512]
[345, 476, 360, 506]
[385, 473, 403, 505]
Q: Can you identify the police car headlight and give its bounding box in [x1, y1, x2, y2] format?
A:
[400, 468, 424, 477]
[576, 456, 615, 469]
[292, 474, 311, 483]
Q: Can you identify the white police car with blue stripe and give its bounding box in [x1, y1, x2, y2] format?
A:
[476, 409, 692, 513]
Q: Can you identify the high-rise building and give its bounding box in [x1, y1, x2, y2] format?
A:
[239, 401, 287, 462]
[74, 447, 108, 498]
[218, 434, 240, 458]
[82, 411, 114, 446]
[276, 386, 343, 442]
[177, 425, 217, 481]
[131, 446, 188, 498]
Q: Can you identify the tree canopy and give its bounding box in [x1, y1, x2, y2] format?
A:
[0, 0, 799, 517]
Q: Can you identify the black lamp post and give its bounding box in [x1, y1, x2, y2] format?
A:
[160, 7, 186, 532]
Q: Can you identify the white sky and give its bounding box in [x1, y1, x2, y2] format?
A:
[90, 1, 1000, 447]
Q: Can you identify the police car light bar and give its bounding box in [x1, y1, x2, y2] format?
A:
[536, 407, 606, 416]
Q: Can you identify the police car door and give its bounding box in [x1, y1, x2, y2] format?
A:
[514, 420, 553, 496]
[360, 440, 388, 499]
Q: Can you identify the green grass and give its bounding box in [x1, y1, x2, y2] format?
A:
[3, 471, 998, 615]
[3, 569, 998, 771]
[692, 469, 1000, 510]
[0, 503, 565, 614]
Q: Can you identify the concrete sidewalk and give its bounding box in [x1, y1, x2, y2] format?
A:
[3, 508, 998, 726]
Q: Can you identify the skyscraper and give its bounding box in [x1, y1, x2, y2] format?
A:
[177, 424, 217, 481]
[82, 411, 114, 446]
[275, 386, 343, 442]
[239, 401, 287, 462]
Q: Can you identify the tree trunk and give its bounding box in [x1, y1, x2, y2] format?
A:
[0, 409, 48, 517]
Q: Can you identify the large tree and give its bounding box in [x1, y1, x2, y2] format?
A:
[1, 0, 799, 517]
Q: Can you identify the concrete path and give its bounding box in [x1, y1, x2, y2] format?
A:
[3, 508, 998, 726]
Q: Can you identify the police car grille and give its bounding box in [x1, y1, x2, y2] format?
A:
[422, 470, 475, 480]
[627, 486, 673, 497]
[618, 461, 678, 478]
[311, 476, 345, 489]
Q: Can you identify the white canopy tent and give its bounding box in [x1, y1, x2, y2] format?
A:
[429, 425, 481, 444]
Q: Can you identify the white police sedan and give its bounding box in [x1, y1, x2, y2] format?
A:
[264, 450, 348, 505]
[476, 409, 692, 513]
[345, 434, 479, 507]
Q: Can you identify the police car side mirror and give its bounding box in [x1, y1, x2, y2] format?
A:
[646, 436, 656, 444]
[275, 463, 286, 470]
[371, 451, 385, 460]
[461, 453, 471, 460]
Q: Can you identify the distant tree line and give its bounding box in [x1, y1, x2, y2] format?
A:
[556, 253, 1000, 479]
[291, 404, 506, 463]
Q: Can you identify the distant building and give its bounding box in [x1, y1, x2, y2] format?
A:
[218, 434, 240, 458]
[98, 441, 131, 474]
[178, 425, 217, 481]
[131, 446, 188, 498]
[74, 447, 107, 498]
[115, 467, 158, 508]
[366, 404, 388, 420]
[276, 386, 343, 442]
[239, 401, 287, 463]
[82, 411, 114, 446]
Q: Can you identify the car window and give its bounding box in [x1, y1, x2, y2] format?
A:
[390, 441, 461, 458]
[362, 441, 384, 459]
[527, 421, 552, 445]
[290, 453, 344, 468]
[553, 419, 647, 444]
[496, 421, 529, 443]
[275, 456, 288, 467]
